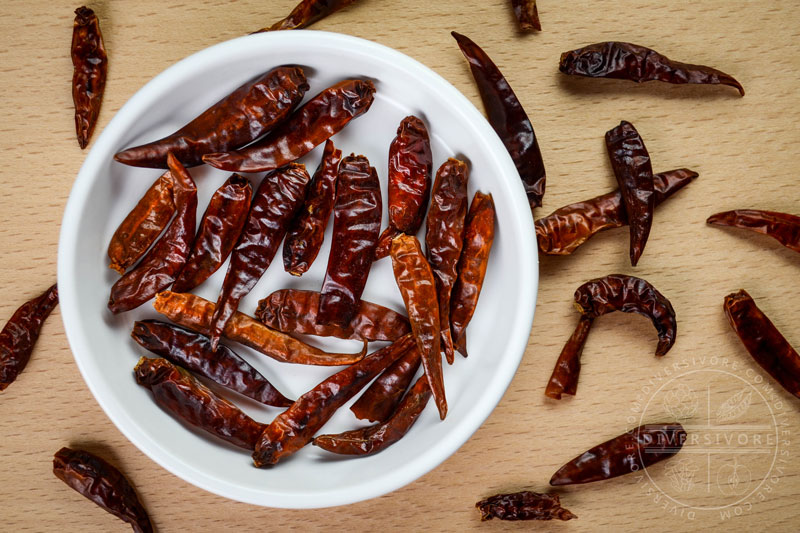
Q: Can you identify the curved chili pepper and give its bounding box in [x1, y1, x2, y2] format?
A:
[131, 320, 292, 407]
[544, 315, 593, 400]
[510, 0, 541, 31]
[256, 0, 359, 32]
[255, 289, 410, 342]
[0, 284, 58, 391]
[172, 174, 252, 293]
[559, 42, 744, 96]
[203, 80, 376, 173]
[115, 66, 309, 168]
[53, 447, 153, 533]
[724, 290, 800, 398]
[252, 334, 414, 466]
[283, 139, 342, 276]
[350, 345, 420, 422]
[605, 121, 654, 266]
[318, 154, 382, 327]
[107, 171, 175, 275]
[476, 491, 576, 521]
[72, 6, 107, 149]
[536, 169, 698, 255]
[207, 163, 310, 349]
[550, 423, 686, 485]
[154, 291, 366, 366]
[707, 210, 800, 254]
[452, 32, 546, 210]
[108, 154, 197, 314]
[135, 357, 266, 450]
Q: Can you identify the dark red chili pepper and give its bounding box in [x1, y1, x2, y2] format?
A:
[452, 32, 546, 210]
[108, 154, 197, 314]
[350, 345, 420, 422]
[255, 289, 410, 342]
[707, 210, 800, 254]
[283, 139, 342, 276]
[256, 0, 359, 32]
[318, 154, 382, 327]
[724, 290, 800, 398]
[544, 315, 593, 400]
[252, 334, 414, 466]
[131, 320, 292, 407]
[207, 163, 310, 349]
[172, 174, 252, 293]
[476, 491, 577, 521]
[559, 42, 744, 96]
[115, 66, 309, 168]
[53, 447, 153, 533]
[0, 284, 58, 391]
[510, 0, 541, 31]
[203, 80, 376, 173]
[72, 6, 107, 149]
[550, 423, 686, 485]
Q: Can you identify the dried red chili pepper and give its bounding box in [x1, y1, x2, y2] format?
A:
[207, 163, 310, 349]
[544, 315, 593, 400]
[476, 491, 576, 521]
[108, 154, 197, 314]
[510, 0, 541, 31]
[707, 210, 800, 254]
[283, 139, 342, 276]
[452, 32, 546, 210]
[154, 291, 366, 366]
[350, 345, 420, 422]
[53, 447, 153, 533]
[172, 174, 252, 292]
[131, 320, 292, 407]
[605, 121, 654, 266]
[72, 6, 107, 149]
[550, 423, 686, 485]
[450, 192, 496, 357]
[203, 80, 376, 173]
[559, 42, 744, 96]
[318, 154, 382, 327]
[535, 169, 698, 256]
[256, 0, 359, 32]
[723, 290, 800, 398]
[0, 284, 58, 391]
[255, 289, 410, 342]
[115, 66, 309, 168]
[252, 334, 414, 466]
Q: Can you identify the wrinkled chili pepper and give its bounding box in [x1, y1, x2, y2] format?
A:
[605, 121, 654, 266]
[283, 139, 342, 276]
[207, 163, 310, 349]
[452, 32, 546, 210]
[72, 6, 107, 149]
[255, 289, 410, 342]
[0, 284, 58, 391]
[510, 0, 541, 31]
[536, 169, 698, 256]
[53, 447, 153, 533]
[172, 174, 252, 292]
[252, 334, 414, 466]
[203, 80, 376, 172]
[135, 357, 267, 450]
[107, 171, 175, 274]
[476, 491, 576, 521]
[450, 192, 496, 358]
[154, 291, 366, 366]
[544, 315, 593, 400]
[115, 66, 309, 168]
[350, 345, 420, 422]
[724, 290, 800, 398]
[425, 158, 469, 364]
[131, 320, 292, 407]
[318, 154, 382, 327]
[108, 154, 197, 314]
[550, 423, 686, 485]
[559, 42, 744, 96]
[707, 210, 800, 254]
[391, 234, 446, 419]
[256, 0, 359, 32]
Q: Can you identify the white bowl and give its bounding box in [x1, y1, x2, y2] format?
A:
[58, 30, 537, 508]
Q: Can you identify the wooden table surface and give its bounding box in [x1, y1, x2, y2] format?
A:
[2, 0, 799, 530]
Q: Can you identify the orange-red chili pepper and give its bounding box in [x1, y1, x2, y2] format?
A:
[350, 345, 420, 422]
[707, 210, 800, 254]
[72, 6, 107, 149]
[544, 315, 593, 400]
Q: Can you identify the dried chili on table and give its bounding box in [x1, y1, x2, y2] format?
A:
[115, 66, 309, 168]
[476, 491, 576, 521]
[0, 284, 58, 391]
[510, 0, 541, 31]
[203, 80, 376, 173]
[350, 345, 420, 422]
[707, 210, 800, 254]
[453, 32, 546, 210]
[255, 0, 359, 32]
[53, 447, 153, 533]
[72, 6, 107, 149]
[544, 314, 593, 400]
[559, 42, 744, 96]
